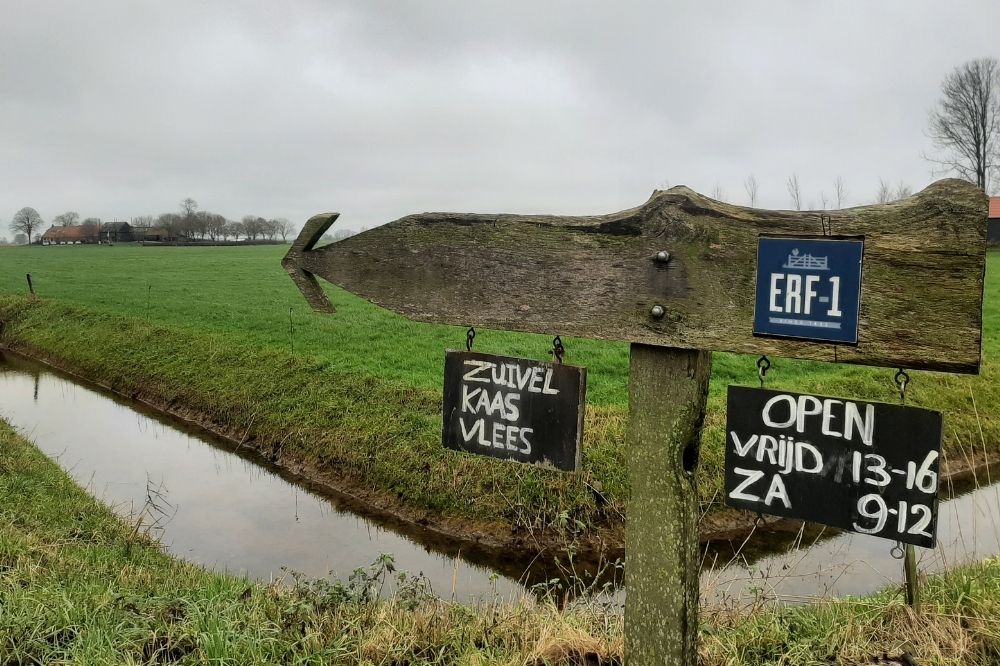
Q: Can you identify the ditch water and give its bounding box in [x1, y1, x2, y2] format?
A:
[0, 351, 524, 602]
[1, 350, 998, 605]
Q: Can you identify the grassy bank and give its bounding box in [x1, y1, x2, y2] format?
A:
[0, 419, 621, 664]
[2, 419, 1000, 664]
[0, 246, 997, 550]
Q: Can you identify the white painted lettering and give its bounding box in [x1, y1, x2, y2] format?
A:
[459, 417, 483, 443]
[769, 273, 785, 312]
[762, 394, 796, 428]
[795, 442, 823, 474]
[844, 401, 875, 446]
[503, 393, 520, 421]
[462, 360, 491, 383]
[541, 368, 559, 395]
[518, 427, 533, 455]
[821, 399, 843, 438]
[730, 431, 758, 457]
[804, 274, 819, 315]
[729, 467, 765, 503]
[529, 367, 545, 393]
[764, 474, 791, 508]
[785, 274, 802, 313]
[461, 385, 481, 413]
[757, 435, 778, 465]
[827, 276, 842, 317]
[795, 395, 823, 433]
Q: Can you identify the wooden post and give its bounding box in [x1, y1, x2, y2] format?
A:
[626, 344, 711, 665]
[25, 273, 34, 297]
[904, 544, 920, 609]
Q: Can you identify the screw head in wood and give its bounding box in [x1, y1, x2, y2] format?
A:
[650, 304, 665, 319]
[655, 250, 671, 263]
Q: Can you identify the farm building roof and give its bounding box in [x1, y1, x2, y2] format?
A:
[42, 225, 95, 241]
[990, 197, 1000, 219]
[102, 221, 130, 231]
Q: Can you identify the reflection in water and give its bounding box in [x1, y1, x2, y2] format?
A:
[702, 467, 1000, 604]
[0, 352, 525, 602]
[1, 350, 998, 605]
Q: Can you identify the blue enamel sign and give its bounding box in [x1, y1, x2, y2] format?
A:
[753, 237, 863, 344]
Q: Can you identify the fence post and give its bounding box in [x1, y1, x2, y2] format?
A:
[904, 544, 920, 609]
[625, 344, 711, 665]
[26, 273, 35, 297]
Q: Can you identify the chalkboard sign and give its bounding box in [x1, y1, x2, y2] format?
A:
[442, 350, 586, 472]
[725, 386, 942, 547]
[753, 237, 864, 345]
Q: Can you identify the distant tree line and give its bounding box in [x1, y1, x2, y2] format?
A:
[6, 197, 299, 244]
[138, 198, 296, 241]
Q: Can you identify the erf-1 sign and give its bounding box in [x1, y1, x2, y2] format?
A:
[754, 237, 864, 345]
[725, 386, 942, 547]
[442, 350, 586, 472]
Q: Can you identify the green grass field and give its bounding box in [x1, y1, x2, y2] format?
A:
[2, 419, 999, 665]
[7, 243, 978, 405]
[0, 245, 996, 544]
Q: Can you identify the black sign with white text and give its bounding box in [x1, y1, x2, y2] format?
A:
[442, 350, 586, 472]
[725, 386, 942, 547]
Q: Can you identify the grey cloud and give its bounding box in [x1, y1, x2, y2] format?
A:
[2, 1, 999, 232]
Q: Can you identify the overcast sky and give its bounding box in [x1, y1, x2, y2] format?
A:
[2, 1, 998, 232]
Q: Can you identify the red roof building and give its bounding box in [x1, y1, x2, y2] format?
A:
[41, 225, 99, 244]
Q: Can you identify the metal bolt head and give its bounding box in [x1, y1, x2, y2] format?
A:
[650, 304, 665, 319]
[655, 250, 671, 263]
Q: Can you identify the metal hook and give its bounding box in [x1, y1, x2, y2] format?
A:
[890, 541, 905, 560]
[753, 512, 765, 529]
[893, 368, 910, 404]
[466, 326, 476, 352]
[551, 335, 565, 364]
[757, 355, 771, 388]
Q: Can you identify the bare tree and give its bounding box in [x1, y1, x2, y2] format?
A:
[834, 176, 847, 209]
[819, 192, 829, 210]
[895, 182, 913, 200]
[711, 183, 725, 201]
[53, 211, 79, 227]
[926, 57, 1000, 191]
[80, 218, 100, 239]
[131, 215, 154, 231]
[180, 198, 198, 218]
[744, 174, 759, 207]
[786, 173, 802, 210]
[260, 218, 278, 240]
[158, 213, 182, 238]
[10, 207, 43, 244]
[272, 218, 295, 241]
[241, 215, 268, 240]
[875, 178, 893, 204]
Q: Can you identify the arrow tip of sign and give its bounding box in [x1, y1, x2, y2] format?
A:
[283, 212, 341, 314]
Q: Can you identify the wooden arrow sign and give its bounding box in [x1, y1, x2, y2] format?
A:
[283, 179, 986, 373]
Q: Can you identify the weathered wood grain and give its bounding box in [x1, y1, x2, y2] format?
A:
[283, 179, 987, 373]
[625, 344, 710, 664]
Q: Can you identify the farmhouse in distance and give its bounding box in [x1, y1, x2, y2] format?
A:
[41, 221, 137, 245]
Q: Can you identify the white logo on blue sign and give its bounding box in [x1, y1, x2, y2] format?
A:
[753, 237, 863, 344]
